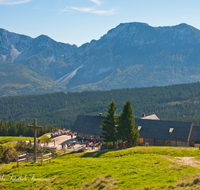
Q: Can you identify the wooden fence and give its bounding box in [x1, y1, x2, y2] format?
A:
[18, 140, 57, 149]
[17, 140, 57, 156]
[16, 152, 52, 167]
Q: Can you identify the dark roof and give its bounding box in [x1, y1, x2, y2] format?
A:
[72, 115, 193, 142]
[190, 125, 200, 141]
[135, 119, 193, 142]
[72, 115, 105, 134]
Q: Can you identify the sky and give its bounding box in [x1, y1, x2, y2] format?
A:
[0, 0, 200, 47]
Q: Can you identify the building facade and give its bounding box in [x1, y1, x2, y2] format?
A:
[72, 114, 200, 147]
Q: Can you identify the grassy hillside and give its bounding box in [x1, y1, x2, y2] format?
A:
[1, 147, 200, 189]
[0, 136, 34, 164]
[1, 82, 200, 127]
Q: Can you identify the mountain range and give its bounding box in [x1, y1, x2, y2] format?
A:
[1, 22, 200, 97]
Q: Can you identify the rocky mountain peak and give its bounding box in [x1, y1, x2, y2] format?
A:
[1, 22, 200, 97]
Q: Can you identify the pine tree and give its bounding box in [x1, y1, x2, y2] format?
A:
[117, 100, 139, 147]
[101, 99, 117, 148]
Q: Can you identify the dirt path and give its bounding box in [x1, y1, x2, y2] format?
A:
[174, 157, 200, 168]
[164, 156, 200, 168]
[48, 135, 72, 148]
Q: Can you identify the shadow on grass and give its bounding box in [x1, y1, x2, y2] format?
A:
[65, 149, 113, 158]
[80, 150, 109, 158]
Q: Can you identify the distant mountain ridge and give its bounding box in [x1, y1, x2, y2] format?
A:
[1, 22, 200, 97]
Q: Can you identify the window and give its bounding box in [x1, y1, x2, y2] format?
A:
[169, 128, 174, 134]
[138, 126, 142, 131]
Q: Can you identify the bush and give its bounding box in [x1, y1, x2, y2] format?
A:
[2, 148, 17, 164]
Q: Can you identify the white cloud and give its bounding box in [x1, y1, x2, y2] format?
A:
[0, 0, 31, 5]
[72, 7, 94, 12]
[71, 6, 117, 15]
[59, 6, 69, 14]
[60, 0, 117, 16]
[90, 0, 101, 6]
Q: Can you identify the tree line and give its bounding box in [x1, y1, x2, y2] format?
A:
[101, 100, 139, 148]
[1, 82, 200, 128]
[0, 120, 54, 137]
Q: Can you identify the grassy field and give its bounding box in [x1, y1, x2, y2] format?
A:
[0, 136, 34, 144]
[1, 146, 200, 189]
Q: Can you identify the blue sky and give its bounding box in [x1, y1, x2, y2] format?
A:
[0, 0, 200, 46]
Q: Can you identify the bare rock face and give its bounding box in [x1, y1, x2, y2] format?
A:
[0, 28, 32, 62]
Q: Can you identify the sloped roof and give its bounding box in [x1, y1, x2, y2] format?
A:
[72, 115, 193, 142]
[72, 115, 105, 134]
[141, 114, 160, 120]
[190, 125, 200, 141]
[135, 119, 193, 142]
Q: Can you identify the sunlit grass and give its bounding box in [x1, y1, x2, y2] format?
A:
[66, 146, 200, 158]
[1, 146, 200, 189]
[0, 137, 34, 144]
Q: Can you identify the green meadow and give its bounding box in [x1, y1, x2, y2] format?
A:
[0, 136, 34, 144]
[1, 145, 200, 189]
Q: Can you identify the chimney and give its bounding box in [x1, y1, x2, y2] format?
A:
[99, 113, 102, 116]
[142, 113, 146, 118]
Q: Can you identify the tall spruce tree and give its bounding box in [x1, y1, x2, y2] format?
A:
[117, 100, 139, 147]
[101, 99, 117, 148]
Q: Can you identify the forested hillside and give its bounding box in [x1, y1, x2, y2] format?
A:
[1, 82, 200, 127]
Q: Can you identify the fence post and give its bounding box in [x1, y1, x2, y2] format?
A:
[26, 153, 28, 162]
[49, 154, 51, 163]
[17, 156, 19, 167]
[41, 153, 43, 166]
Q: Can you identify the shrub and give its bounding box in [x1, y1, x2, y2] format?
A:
[2, 148, 17, 164]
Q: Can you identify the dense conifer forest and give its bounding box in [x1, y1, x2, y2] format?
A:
[1, 82, 200, 129]
[0, 120, 54, 137]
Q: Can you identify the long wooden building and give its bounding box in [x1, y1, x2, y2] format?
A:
[72, 114, 200, 147]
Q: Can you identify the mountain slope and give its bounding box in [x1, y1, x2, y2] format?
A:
[66, 23, 200, 90]
[0, 60, 66, 97]
[1, 22, 200, 97]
